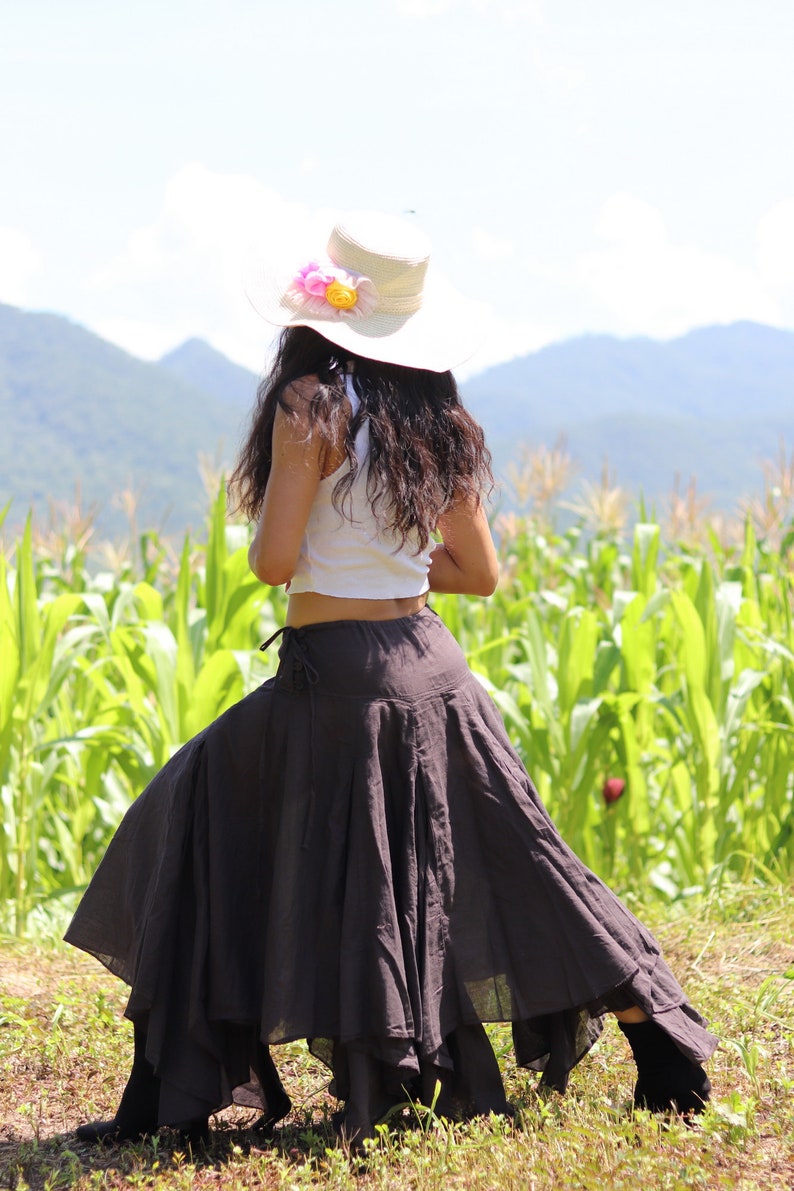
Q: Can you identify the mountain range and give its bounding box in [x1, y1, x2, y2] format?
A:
[0, 306, 258, 536]
[1, 301, 791, 537]
[463, 321, 793, 511]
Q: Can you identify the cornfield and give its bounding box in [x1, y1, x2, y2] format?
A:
[1, 486, 793, 937]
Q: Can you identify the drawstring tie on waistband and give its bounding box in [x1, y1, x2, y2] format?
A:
[259, 626, 287, 654]
[260, 626, 320, 848]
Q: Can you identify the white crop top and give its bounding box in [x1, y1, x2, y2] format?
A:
[288, 375, 433, 598]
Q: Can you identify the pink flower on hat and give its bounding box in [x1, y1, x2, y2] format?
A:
[294, 262, 336, 297]
[287, 260, 378, 321]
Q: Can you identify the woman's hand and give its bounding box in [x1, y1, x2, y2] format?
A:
[428, 497, 499, 596]
[248, 381, 325, 587]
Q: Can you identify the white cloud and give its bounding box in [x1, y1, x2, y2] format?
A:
[394, 0, 542, 20]
[85, 164, 329, 369]
[579, 192, 781, 337]
[529, 44, 585, 90]
[79, 174, 793, 381]
[0, 226, 41, 305]
[394, 0, 455, 14]
[471, 225, 515, 263]
[82, 164, 543, 376]
[90, 163, 314, 292]
[89, 315, 200, 363]
[459, 311, 557, 378]
[757, 198, 794, 290]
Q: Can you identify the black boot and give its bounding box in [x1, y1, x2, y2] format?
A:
[77, 1022, 211, 1145]
[619, 1020, 711, 1116]
[77, 1022, 161, 1142]
[250, 1042, 291, 1134]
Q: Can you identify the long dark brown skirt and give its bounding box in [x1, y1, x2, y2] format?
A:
[65, 606, 717, 1134]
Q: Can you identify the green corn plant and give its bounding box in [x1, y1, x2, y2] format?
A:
[0, 519, 118, 934]
[473, 518, 794, 896]
[100, 487, 283, 761]
[1, 488, 792, 935]
[0, 490, 286, 935]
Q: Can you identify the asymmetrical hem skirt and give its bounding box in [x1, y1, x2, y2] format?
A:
[65, 606, 717, 1129]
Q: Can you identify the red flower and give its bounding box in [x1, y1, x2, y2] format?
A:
[602, 777, 626, 805]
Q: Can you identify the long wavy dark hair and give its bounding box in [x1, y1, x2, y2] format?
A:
[229, 327, 492, 551]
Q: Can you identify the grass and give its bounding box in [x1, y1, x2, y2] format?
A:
[1, 887, 793, 1190]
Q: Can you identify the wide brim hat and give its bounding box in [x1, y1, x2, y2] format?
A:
[245, 211, 483, 373]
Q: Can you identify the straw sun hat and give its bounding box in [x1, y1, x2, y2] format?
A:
[245, 211, 482, 373]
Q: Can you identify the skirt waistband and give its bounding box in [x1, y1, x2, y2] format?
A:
[261, 606, 470, 702]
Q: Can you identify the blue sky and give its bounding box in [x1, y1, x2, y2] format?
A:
[3, 0, 794, 376]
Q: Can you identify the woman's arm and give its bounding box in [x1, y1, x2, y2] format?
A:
[428, 497, 499, 596]
[248, 381, 324, 586]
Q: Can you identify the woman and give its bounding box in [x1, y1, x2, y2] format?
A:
[66, 212, 715, 1149]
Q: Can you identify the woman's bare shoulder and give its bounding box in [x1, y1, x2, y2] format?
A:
[280, 373, 322, 413]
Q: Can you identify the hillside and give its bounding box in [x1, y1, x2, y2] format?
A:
[462, 321, 794, 508]
[159, 338, 259, 408]
[463, 322, 794, 428]
[0, 306, 250, 535]
[2, 304, 792, 536]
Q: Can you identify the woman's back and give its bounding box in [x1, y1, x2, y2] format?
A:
[286, 372, 434, 601]
[231, 329, 499, 626]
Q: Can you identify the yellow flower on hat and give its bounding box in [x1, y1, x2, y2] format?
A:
[286, 262, 378, 320]
[325, 280, 358, 310]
